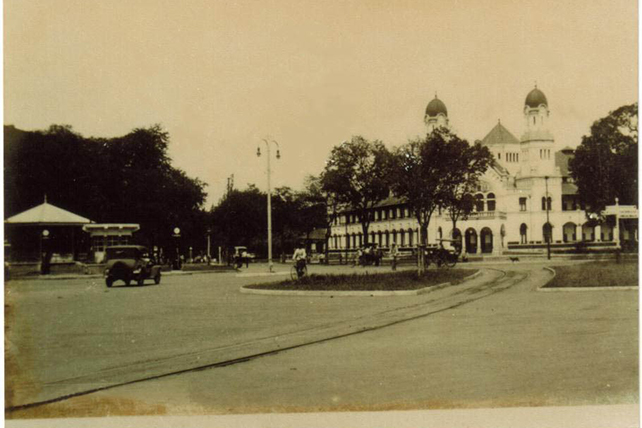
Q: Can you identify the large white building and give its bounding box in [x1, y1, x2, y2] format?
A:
[328, 86, 624, 256]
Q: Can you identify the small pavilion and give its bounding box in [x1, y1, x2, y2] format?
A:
[5, 199, 92, 263]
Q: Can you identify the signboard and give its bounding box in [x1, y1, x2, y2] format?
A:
[604, 205, 638, 219]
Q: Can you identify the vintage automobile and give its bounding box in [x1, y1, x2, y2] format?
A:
[104, 245, 161, 287]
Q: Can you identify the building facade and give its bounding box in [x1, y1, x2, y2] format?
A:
[328, 86, 621, 256]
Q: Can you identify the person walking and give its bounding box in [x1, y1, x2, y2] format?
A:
[390, 242, 399, 271]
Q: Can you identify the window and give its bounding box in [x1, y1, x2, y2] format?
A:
[486, 193, 496, 211]
[475, 194, 484, 212]
[520, 223, 528, 244]
[519, 197, 527, 211]
[543, 223, 553, 243]
[541, 197, 552, 211]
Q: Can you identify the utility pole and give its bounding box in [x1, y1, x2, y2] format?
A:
[257, 139, 280, 272]
[545, 176, 551, 260]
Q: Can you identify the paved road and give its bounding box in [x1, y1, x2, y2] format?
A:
[6, 261, 638, 419]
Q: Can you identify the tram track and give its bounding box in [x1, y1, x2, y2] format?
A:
[7, 267, 527, 414]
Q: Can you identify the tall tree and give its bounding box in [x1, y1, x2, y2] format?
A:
[4, 124, 208, 255]
[209, 185, 266, 260]
[391, 128, 487, 273]
[321, 136, 392, 245]
[441, 140, 494, 241]
[569, 103, 638, 215]
[302, 174, 340, 262]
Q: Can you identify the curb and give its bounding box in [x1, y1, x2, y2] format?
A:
[538, 286, 638, 291]
[13, 270, 194, 282]
[239, 269, 482, 297]
[537, 266, 638, 291]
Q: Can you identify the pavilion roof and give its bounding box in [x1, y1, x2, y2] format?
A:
[5, 202, 92, 225]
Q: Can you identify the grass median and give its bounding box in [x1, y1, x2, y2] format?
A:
[546, 260, 638, 288]
[246, 269, 477, 291]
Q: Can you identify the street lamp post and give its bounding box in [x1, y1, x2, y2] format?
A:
[257, 139, 280, 272]
[173, 227, 181, 270]
[544, 176, 551, 260]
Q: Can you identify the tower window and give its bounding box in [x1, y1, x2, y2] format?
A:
[519, 197, 527, 211]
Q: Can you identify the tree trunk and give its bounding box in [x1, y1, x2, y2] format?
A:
[417, 223, 429, 275]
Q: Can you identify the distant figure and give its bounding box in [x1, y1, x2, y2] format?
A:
[242, 249, 249, 268]
[292, 243, 307, 277]
[354, 248, 363, 267]
[390, 243, 399, 271]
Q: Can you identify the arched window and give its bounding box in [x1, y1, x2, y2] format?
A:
[400, 230, 405, 246]
[520, 223, 528, 244]
[475, 193, 484, 212]
[543, 223, 553, 243]
[346, 234, 351, 249]
[438, 227, 443, 240]
[392, 229, 397, 244]
[384, 231, 390, 247]
[487, 193, 496, 211]
[408, 228, 414, 246]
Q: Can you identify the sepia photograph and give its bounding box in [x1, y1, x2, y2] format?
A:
[3, 0, 639, 427]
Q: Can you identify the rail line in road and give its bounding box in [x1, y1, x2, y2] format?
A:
[7, 267, 533, 414]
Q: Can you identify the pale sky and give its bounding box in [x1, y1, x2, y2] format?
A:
[4, 0, 638, 206]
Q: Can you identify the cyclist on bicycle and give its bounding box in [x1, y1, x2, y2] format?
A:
[292, 242, 307, 277]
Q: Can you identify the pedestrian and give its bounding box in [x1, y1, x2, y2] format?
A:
[390, 243, 399, 271]
[242, 249, 249, 268]
[354, 248, 363, 267]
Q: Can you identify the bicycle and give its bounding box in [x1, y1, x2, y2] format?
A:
[290, 259, 308, 280]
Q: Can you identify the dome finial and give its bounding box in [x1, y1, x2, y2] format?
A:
[534, 80, 537, 89]
[44, 194, 47, 203]
[498, 118, 501, 124]
[434, 91, 438, 99]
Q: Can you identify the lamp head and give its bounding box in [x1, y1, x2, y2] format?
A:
[276, 149, 281, 159]
[256, 147, 261, 157]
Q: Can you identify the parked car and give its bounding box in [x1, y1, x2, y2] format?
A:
[104, 245, 161, 287]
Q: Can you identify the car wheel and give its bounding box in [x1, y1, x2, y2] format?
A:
[124, 277, 131, 286]
[137, 276, 145, 286]
[106, 277, 113, 288]
[154, 272, 161, 285]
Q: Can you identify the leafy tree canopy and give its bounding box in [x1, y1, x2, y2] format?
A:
[4, 124, 208, 252]
[321, 136, 393, 243]
[569, 103, 638, 214]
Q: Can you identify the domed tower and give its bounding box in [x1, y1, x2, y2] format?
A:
[520, 85, 555, 176]
[424, 95, 449, 132]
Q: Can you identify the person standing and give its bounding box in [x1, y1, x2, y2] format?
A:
[390, 243, 399, 271]
[242, 248, 249, 268]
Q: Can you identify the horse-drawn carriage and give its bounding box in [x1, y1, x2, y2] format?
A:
[357, 243, 384, 266]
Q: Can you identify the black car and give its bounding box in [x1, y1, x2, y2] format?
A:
[104, 245, 162, 287]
